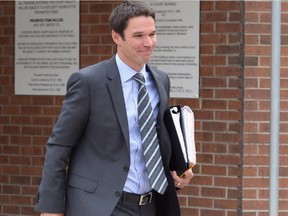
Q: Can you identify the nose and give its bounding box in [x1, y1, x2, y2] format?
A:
[144, 36, 154, 47]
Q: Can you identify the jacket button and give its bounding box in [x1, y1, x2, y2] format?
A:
[35, 192, 40, 203]
[115, 191, 121, 197]
[123, 166, 129, 172]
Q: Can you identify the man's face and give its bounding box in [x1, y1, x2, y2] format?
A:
[112, 16, 157, 71]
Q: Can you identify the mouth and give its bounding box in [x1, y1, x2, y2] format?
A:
[139, 50, 153, 56]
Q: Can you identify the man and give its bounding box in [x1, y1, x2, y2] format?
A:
[35, 1, 193, 216]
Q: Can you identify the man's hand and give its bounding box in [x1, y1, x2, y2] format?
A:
[172, 169, 194, 189]
[40, 213, 64, 216]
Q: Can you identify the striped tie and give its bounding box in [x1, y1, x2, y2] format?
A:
[133, 73, 168, 195]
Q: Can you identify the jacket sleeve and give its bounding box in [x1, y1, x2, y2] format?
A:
[35, 72, 90, 213]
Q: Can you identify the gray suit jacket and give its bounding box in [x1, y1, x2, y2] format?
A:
[35, 56, 180, 216]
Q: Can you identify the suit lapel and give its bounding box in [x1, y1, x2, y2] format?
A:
[147, 65, 170, 160]
[105, 59, 168, 151]
[148, 66, 168, 121]
[106, 58, 130, 150]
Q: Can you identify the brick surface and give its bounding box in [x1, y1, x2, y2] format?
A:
[242, 2, 288, 215]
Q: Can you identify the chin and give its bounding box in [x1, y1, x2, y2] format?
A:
[142, 57, 151, 63]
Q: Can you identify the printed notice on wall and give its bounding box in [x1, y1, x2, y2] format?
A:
[15, 1, 79, 95]
[148, 1, 200, 98]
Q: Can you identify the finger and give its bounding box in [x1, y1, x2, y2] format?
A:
[172, 171, 191, 187]
[172, 171, 181, 181]
[175, 181, 183, 188]
[182, 170, 194, 182]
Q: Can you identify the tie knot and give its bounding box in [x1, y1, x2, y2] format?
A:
[133, 73, 145, 85]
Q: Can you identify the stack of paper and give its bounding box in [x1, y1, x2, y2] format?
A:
[180, 106, 196, 166]
[165, 105, 196, 176]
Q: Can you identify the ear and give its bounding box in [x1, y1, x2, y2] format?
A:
[111, 30, 121, 45]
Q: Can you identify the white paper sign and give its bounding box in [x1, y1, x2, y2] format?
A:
[15, 1, 79, 95]
[148, 1, 200, 98]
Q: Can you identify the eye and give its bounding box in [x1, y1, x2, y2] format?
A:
[149, 31, 156, 37]
[133, 33, 143, 38]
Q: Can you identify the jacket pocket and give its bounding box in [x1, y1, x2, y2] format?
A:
[67, 173, 98, 193]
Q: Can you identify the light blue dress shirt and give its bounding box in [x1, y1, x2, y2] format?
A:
[115, 54, 160, 194]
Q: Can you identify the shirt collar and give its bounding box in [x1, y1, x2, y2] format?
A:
[116, 54, 147, 83]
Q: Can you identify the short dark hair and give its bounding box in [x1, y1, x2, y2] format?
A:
[109, 1, 155, 39]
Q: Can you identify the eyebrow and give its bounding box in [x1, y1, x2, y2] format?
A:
[132, 30, 157, 35]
